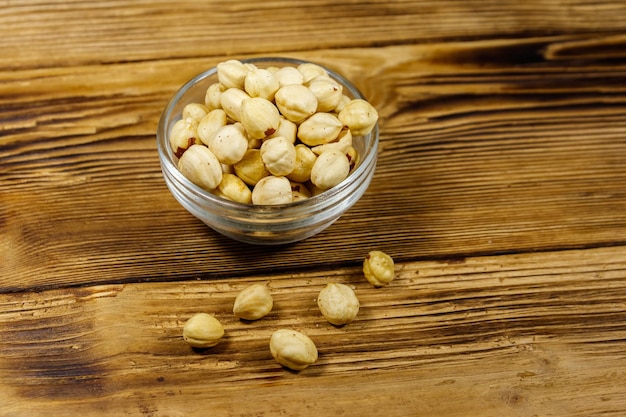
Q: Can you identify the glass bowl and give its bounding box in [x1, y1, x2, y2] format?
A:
[156, 57, 379, 245]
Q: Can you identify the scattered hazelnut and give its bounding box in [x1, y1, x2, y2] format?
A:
[269, 329, 318, 371]
[317, 283, 359, 325]
[363, 250, 395, 287]
[233, 284, 273, 321]
[182, 313, 225, 348]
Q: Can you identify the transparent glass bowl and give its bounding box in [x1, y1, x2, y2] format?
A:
[156, 57, 379, 245]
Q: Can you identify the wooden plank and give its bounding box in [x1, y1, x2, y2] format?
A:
[1, 246, 625, 416]
[2, 40, 626, 291]
[3, 1, 626, 70]
[0, 38, 626, 291]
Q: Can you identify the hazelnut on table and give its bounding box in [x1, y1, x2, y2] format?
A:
[317, 283, 360, 325]
[233, 284, 273, 321]
[182, 313, 225, 348]
[363, 250, 395, 287]
[269, 329, 318, 371]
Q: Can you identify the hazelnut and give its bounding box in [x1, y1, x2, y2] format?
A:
[233, 149, 270, 186]
[252, 176, 293, 205]
[233, 284, 273, 321]
[260, 136, 297, 177]
[197, 109, 227, 147]
[317, 283, 359, 325]
[274, 84, 318, 124]
[297, 112, 343, 147]
[269, 329, 318, 371]
[363, 250, 395, 287]
[219, 87, 251, 122]
[209, 123, 249, 165]
[338, 98, 379, 136]
[310, 149, 350, 190]
[290, 181, 311, 202]
[213, 173, 252, 204]
[297, 62, 328, 84]
[177, 144, 223, 191]
[311, 128, 352, 155]
[268, 116, 297, 144]
[169, 117, 199, 158]
[182, 313, 224, 348]
[182, 102, 209, 122]
[244, 68, 280, 101]
[334, 94, 351, 113]
[286, 144, 317, 183]
[273, 66, 304, 87]
[217, 59, 251, 90]
[204, 82, 225, 111]
[308, 77, 342, 112]
[240, 97, 281, 139]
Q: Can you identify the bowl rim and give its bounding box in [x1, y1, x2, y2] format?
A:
[156, 56, 379, 214]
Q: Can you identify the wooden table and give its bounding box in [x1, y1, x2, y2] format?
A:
[2, 1, 626, 416]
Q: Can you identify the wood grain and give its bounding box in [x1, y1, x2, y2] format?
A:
[1, 247, 625, 416]
[3, 1, 626, 70]
[2, 1, 626, 415]
[3, 39, 626, 290]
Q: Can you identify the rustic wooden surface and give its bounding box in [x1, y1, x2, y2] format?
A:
[2, 1, 626, 416]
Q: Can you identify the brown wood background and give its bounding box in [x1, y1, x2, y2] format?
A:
[1, 1, 626, 416]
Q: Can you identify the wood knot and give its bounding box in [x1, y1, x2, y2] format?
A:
[500, 389, 526, 407]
